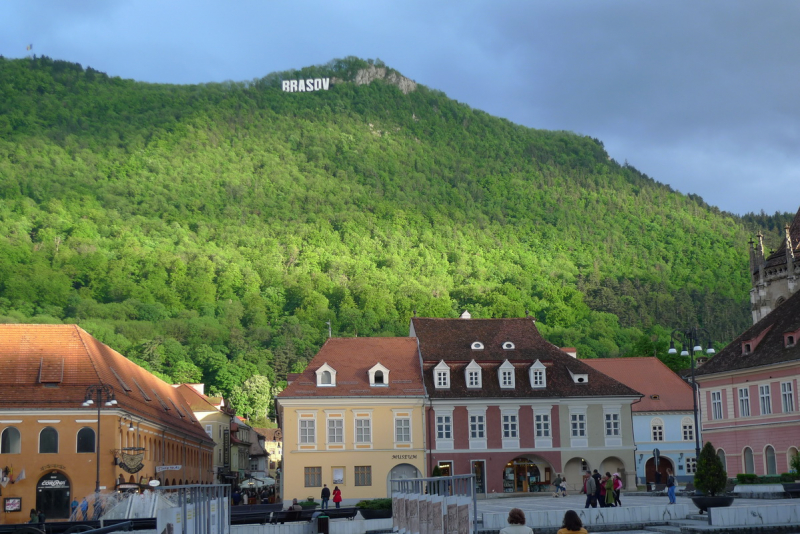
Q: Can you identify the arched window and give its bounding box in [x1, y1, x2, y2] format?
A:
[789, 447, 799, 472]
[743, 447, 755, 474]
[374, 370, 384, 384]
[765, 445, 777, 475]
[321, 370, 332, 384]
[39, 427, 59, 454]
[717, 449, 727, 472]
[77, 427, 96, 453]
[651, 417, 664, 441]
[0, 427, 21, 454]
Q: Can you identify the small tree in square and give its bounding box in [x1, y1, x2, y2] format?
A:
[694, 441, 728, 496]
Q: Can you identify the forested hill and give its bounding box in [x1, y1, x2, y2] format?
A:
[0, 55, 791, 419]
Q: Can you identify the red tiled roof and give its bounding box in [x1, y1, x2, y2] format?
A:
[411, 317, 641, 399]
[253, 427, 282, 441]
[582, 357, 693, 412]
[278, 337, 424, 398]
[0, 324, 214, 444]
[695, 288, 800, 376]
[174, 383, 224, 413]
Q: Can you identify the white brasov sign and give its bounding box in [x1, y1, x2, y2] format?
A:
[282, 78, 330, 92]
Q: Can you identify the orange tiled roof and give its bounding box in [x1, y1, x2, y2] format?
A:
[582, 357, 694, 412]
[253, 427, 282, 441]
[0, 324, 214, 444]
[174, 383, 225, 413]
[279, 337, 424, 398]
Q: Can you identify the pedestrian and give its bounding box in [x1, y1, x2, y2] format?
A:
[604, 472, 615, 507]
[592, 470, 603, 508]
[232, 489, 242, 506]
[332, 486, 342, 508]
[612, 473, 622, 507]
[38, 510, 46, 524]
[552, 474, 562, 497]
[556, 510, 588, 534]
[666, 468, 676, 504]
[500, 508, 533, 534]
[321, 484, 330, 509]
[288, 498, 303, 511]
[560, 476, 568, 497]
[80, 498, 89, 521]
[29, 509, 38, 524]
[71, 499, 79, 517]
[583, 470, 597, 508]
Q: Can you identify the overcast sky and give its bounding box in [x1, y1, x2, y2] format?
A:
[2, 0, 798, 216]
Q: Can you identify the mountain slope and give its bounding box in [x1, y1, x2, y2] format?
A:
[0, 55, 780, 413]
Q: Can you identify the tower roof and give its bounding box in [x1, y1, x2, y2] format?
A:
[763, 205, 800, 270]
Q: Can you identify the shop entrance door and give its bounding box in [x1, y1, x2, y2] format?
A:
[36, 472, 71, 519]
[471, 461, 485, 494]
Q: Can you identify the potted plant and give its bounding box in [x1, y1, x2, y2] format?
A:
[356, 498, 392, 519]
[691, 442, 734, 513]
[300, 497, 319, 509]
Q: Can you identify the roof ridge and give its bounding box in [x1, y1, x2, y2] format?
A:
[74, 325, 103, 384]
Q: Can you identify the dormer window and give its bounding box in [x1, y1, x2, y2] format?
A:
[786, 334, 797, 348]
[315, 363, 337, 387]
[471, 341, 484, 350]
[568, 369, 588, 384]
[434, 361, 450, 389]
[502, 341, 515, 350]
[529, 359, 546, 388]
[465, 360, 482, 389]
[743, 343, 752, 355]
[499, 360, 515, 389]
[368, 363, 390, 387]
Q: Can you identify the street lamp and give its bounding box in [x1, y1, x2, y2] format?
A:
[668, 327, 716, 463]
[82, 385, 118, 494]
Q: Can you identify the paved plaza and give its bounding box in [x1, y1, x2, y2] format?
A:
[474, 492, 800, 533]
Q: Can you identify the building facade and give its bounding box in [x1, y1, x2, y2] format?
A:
[277, 338, 426, 507]
[0, 325, 215, 525]
[412, 314, 641, 493]
[584, 357, 698, 484]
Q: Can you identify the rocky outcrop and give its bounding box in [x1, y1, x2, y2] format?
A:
[354, 65, 417, 94]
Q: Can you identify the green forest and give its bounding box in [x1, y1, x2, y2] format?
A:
[0, 55, 793, 420]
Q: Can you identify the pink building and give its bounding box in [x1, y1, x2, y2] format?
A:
[694, 208, 800, 476]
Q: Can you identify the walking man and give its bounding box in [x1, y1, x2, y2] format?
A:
[584, 470, 597, 508]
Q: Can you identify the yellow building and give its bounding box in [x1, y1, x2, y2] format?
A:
[0, 325, 215, 524]
[277, 338, 426, 507]
[174, 384, 235, 484]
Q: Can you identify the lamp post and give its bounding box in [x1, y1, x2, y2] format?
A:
[668, 327, 716, 463]
[82, 385, 118, 494]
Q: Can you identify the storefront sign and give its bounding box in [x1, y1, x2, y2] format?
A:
[4, 497, 21, 512]
[120, 452, 145, 474]
[281, 78, 330, 93]
[392, 454, 418, 460]
[40, 464, 66, 471]
[156, 465, 182, 473]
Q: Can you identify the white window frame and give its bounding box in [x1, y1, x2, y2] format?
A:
[759, 384, 772, 415]
[467, 407, 487, 450]
[533, 406, 552, 448]
[354, 416, 372, 445]
[434, 360, 450, 389]
[685, 457, 697, 474]
[739, 387, 751, 417]
[326, 415, 344, 445]
[465, 360, 482, 389]
[681, 416, 694, 441]
[435, 407, 454, 450]
[205, 424, 213, 438]
[651, 417, 664, 442]
[298, 414, 317, 446]
[501, 406, 520, 449]
[499, 360, 515, 389]
[393, 411, 412, 445]
[529, 359, 546, 388]
[711, 390, 723, 420]
[603, 405, 622, 447]
[781, 382, 795, 413]
[569, 406, 588, 448]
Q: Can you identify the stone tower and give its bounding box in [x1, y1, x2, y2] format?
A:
[749, 206, 800, 323]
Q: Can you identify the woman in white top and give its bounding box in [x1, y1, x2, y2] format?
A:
[500, 508, 533, 534]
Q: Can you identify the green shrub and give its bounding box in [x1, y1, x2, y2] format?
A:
[356, 498, 392, 510]
[791, 451, 800, 475]
[695, 442, 728, 496]
[780, 473, 795, 483]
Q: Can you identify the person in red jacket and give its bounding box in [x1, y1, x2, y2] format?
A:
[332, 486, 342, 508]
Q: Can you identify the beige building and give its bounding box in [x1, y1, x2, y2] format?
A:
[277, 338, 426, 506]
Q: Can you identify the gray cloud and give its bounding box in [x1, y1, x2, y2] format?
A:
[1, 0, 797, 215]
